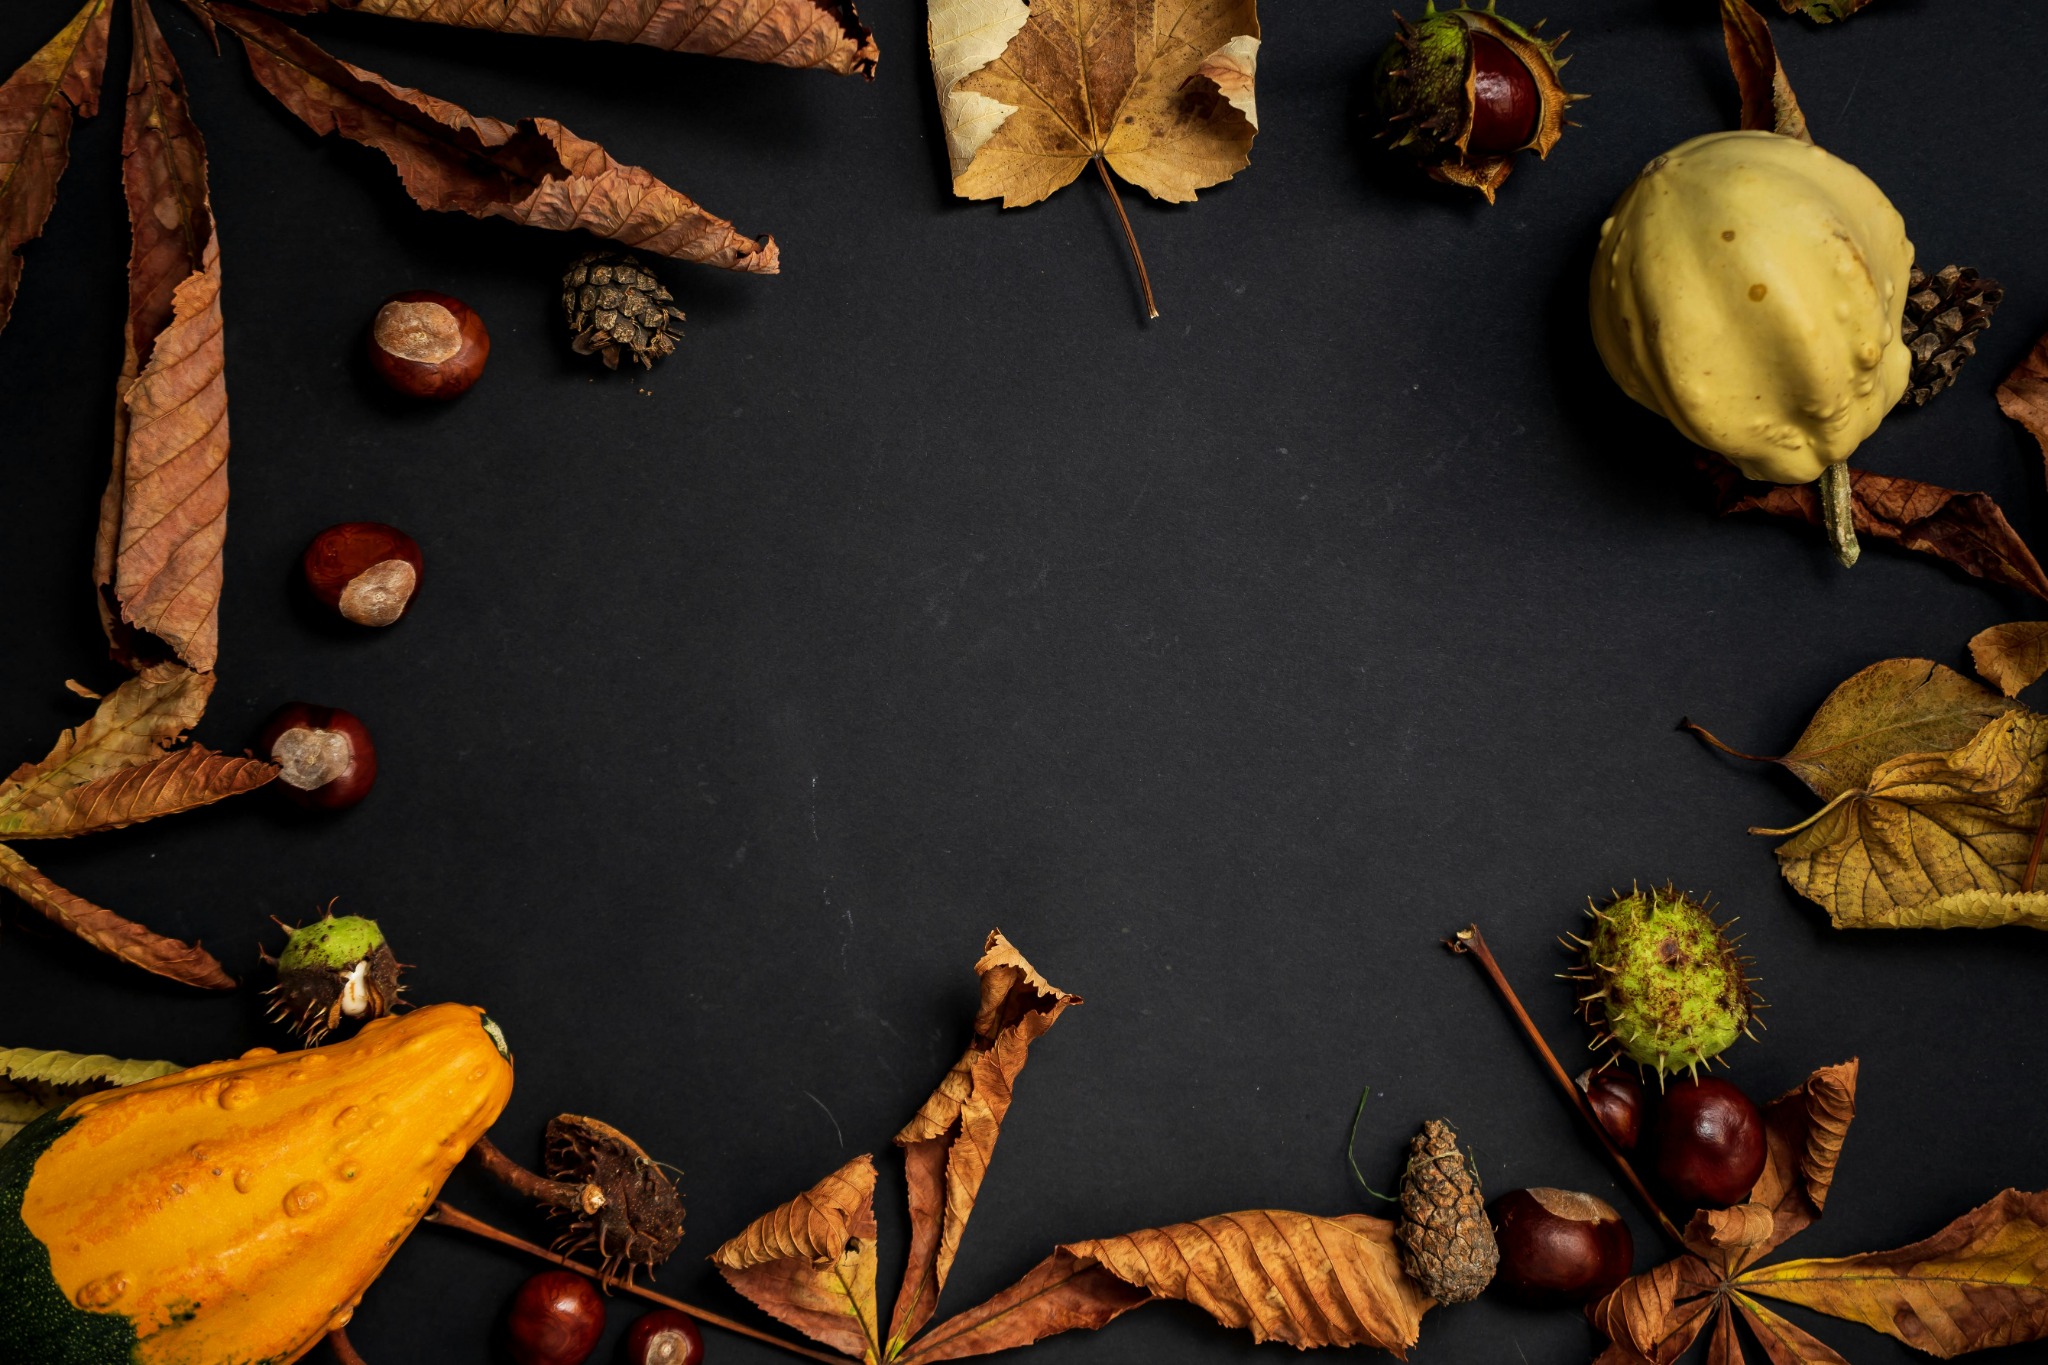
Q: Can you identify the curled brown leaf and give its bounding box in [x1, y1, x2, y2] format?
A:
[1721, 0, 1809, 142]
[0, 844, 234, 989]
[1587, 1255, 1720, 1363]
[1970, 622, 2048, 698]
[0, 0, 114, 336]
[0, 666, 213, 812]
[1689, 1202, 1776, 1252]
[1998, 331, 2048, 477]
[711, 1155, 882, 1363]
[0, 745, 274, 839]
[1798, 1060, 1857, 1212]
[214, 4, 778, 272]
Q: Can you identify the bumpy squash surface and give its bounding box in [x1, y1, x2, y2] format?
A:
[0, 1002, 513, 1365]
[1590, 130, 1913, 485]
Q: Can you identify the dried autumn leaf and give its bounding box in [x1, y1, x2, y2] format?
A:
[887, 929, 1080, 1349]
[1971, 622, 2048, 699]
[903, 1211, 1428, 1362]
[1735, 1189, 2048, 1356]
[1997, 331, 2048, 478]
[0, 843, 235, 989]
[1769, 711, 2048, 930]
[1722, 0, 1808, 142]
[96, 0, 228, 675]
[1707, 1060, 1858, 1276]
[1707, 1301, 1743, 1365]
[0, 745, 275, 839]
[0, 1044, 180, 1147]
[0, 665, 213, 812]
[1776, 0, 1876, 22]
[247, 0, 878, 77]
[712, 1155, 883, 1363]
[214, 3, 778, 272]
[1696, 453, 2048, 605]
[1731, 1292, 1852, 1364]
[1588, 1255, 1721, 1364]
[0, 0, 113, 337]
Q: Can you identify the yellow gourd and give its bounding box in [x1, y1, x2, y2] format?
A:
[0, 1002, 513, 1365]
[1589, 130, 1913, 557]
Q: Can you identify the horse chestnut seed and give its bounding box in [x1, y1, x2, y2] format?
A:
[1467, 31, 1539, 153]
[624, 1309, 706, 1365]
[1649, 1076, 1767, 1209]
[505, 1270, 605, 1365]
[368, 290, 488, 399]
[1576, 1067, 1644, 1151]
[303, 522, 422, 627]
[258, 704, 377, 810]
[1489, 1187, 1633, 1307]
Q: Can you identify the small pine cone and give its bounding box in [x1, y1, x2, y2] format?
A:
[1898, 264, 2003, 408]
[562, 250, 686, 371]
[1395, 1119, 1498, 1304]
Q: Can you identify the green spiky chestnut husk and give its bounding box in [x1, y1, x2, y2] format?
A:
[1571, 886, 1755, 1080]
[265, 912, 404, 1044]
[1371, 2, 1579, 202]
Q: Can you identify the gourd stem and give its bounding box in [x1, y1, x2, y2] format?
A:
[1094, 157, 1160, 321]
[469, 1135, 604, 1216]
[1818, 462, 1860, 568]
[427, 1202, 850, 1365]
[1448, 924, 1686, 1245]
[327, 1327, 367, 1365]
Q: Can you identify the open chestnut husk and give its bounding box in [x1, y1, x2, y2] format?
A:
[1648, 1076, 1766, 1209]
[1489, 1187, 1633, 1307]
[258, 703, 377, 810]
[1576, 1066, 1643, 1151]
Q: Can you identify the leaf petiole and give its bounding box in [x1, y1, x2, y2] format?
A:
[1093, 157, 1158, 321]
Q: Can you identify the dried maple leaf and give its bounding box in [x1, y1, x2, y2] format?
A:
[928, 0, 1260, 318]
[0, 0, 114, 336]
[1970, 622, 2048, 699]
[0, 1044, 180, 1147]
[717, 930, 1435, 1363]
[1997, 330, 2048, 477]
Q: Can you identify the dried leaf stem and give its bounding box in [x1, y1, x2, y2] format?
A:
[326, 1327, 367, 1365]
[1818, 463, 1861, 568]
[1448, 924, 1683, 1243]
[426, 1202, 849, 1365]
[468, 1134, 604, 1216]
[1093, 157, 1158, 321]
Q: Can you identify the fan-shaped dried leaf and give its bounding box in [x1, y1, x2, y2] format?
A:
[1737, 1189, 2048, 1357]
[1971, 622, 2048, 699]
[1722, 0, 1809, 141]
[1733, 1293, 1853, 1364]
[0, 666, 212, 812]
[888, 929, 1080, 1348]
[259, 0, 879, 77]
[96, 0, 227, 674]
[712, 1155, 882, 1362]
[1771, 712, 2048, 929]
[214, 4, 778, 272]
[1999, 332, 2048, 476]
[934, 0, 1261, 207]
[0, 1045, 180, 1147]
[0, 0, 113, 337]
[0, 745, 274, 839]
[0, 844, 234, 989]
[1588, 1255, 1719, 1363]
[1697, 454, 2048, 604]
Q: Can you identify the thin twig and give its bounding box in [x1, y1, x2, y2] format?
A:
[1679, 719, 1778, 765]
[426, 1202, 850, 1365]
[328, 1327, 368, 1365]
[1093, 157, 1159, 321]
[1448, 924, 1684, 1245]
[469, 1135, 602, 1215]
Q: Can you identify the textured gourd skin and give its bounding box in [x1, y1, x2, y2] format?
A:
[1590, 130, 1913, 485]
[3, 1003, 512, 1365]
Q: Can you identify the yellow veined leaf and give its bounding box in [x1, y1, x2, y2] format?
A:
[0, 1045, 180, 1147]
[1970, 621, 2048, 699]
[1732, 1293, 1853, 1364]
[0, 666, 212, 814]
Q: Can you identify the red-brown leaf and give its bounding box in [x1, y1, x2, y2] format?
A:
[1587, 1256, 1720, 1364]
[0, 0, 114, 336]
[1735, 1293, 1854, 1364]
[0, 745, 274, 839]
[0, 665, 213, 810]
[1718, 1060, 1859, 1275]
[96, 0, 228, 674]
[1696, 452, 2048, 604]
[1707, 1299, 1743, 1365]
[0, 843, 234, 989]
[893, 1247, 1150, 1363]
[1997, 331, 2048, 478]
[212, 4, 778, 272]
[1721, 0, 1810, 141]
[711, 1155, 883, 1363]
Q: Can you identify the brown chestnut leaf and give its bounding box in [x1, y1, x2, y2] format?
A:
[0, 844, 235, 989]
[0, 665, 213, 809]
[712, 1155, 884, 1363]
[0, 0, 114, 338]
[1706, 1300, 1744, 1365]
[1997, 330, 2048, 479]
[239, 0, 878, 77]
[1971, 622, 2048, 699]
[0, 745, 275, 840]
[212, 3, 778, 273]
[0, 1044, 180, 1148]
[1721, 0, 1809, 143]
[1730, 1293, 1852, 1365]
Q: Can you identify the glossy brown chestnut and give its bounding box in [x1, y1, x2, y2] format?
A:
[1489, 1187, 1633, 1307]
[1648, 1076, 1767, 1209]
[258, 704, 377, 811]
[623, 1309, 705, 1365]
[1467, 31, 1540, 153]
[505, 1270, 605, 1365]
[368, 290, 489, 399]
[1576, 1066, 1644, 1151]
[302, 522, 423, 627]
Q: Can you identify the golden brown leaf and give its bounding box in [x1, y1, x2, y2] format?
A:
[1797, 1060, 1856, 1214]
[0, 745, 274, 839]
[0, 844, 234, 989]
[1707, 1300, 1743, 1365]
[0, 666, 213, 812]
[1770, 712, 2048, 930]
[1588, 1256, 1720, 1363]
[712, 1155, 883, 1363]
[892, 1247, 1151, 1363]
[1721, 0, 1809, 142]
[1737, 1189, 2048, 1357]
[262, 0, 879, 77]
[214, 4, 778, 272]
[933, 0, 1260, 207]
[1999, 331, 2048, 476]
[1688, 1203, 1776, 1253]
[886, 929, 1080, 1349]
[1704, 1061, 1858, 1278]
[1971, 622, 2048, 699]
[1733, 1293, 1853, 1364]
[0, 1045, 180, 1147]
[0, 0, 114, 336]
[97, 0, 227, 674]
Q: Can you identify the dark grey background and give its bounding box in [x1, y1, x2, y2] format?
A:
[4, 0, 2047, 1361]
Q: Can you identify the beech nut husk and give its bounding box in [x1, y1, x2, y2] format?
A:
[1489, 1187, 1632, 1307]
[1648, 1075, 1767, 1210]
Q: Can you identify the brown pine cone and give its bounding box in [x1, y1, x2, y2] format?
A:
[1898, 264, 2003, 408]
[1395, 1118, 1498, 1304]
[562, 250, 686, 371]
